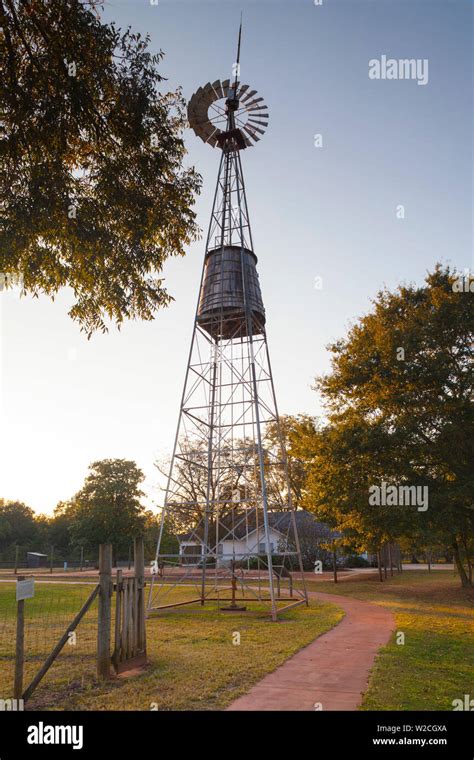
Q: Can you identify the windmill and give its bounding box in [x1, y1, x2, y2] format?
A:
[148, 24, 308, 621]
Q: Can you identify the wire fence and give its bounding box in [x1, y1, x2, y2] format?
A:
[0, 579, 99, 709]
[0, 547, 99, 574]
[0, 541, 148, 709]
[0, 546, 149, 575]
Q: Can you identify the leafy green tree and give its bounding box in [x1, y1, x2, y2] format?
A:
[289, 266, 473, 586]
[264, 415, 309, 509]
[0, 499, 39, 555]
[0, 0, 201, 334]
[142, 510, 178, 561]
[46, 501, 78, 558]
[288, 417, 415, 570]
[67, 459, 147, 557]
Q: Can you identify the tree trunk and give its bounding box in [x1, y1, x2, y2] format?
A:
[377, 548, 383, 582]
[460, 534, 473, 586]
[332, 545, 337, 584]
[452, 540, 472, 588]
[388, 543, 393, 577]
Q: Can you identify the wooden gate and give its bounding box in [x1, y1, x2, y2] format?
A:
[112, 540, 147, 674]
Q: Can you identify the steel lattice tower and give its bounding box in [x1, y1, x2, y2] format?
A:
[148, 27, 308, 621]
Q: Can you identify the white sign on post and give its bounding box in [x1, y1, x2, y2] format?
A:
[16, 578, 35, 601]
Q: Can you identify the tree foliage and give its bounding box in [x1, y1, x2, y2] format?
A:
[0, 0, 201, 334]
[0, 498, 39, 553]
[288, 266, 474, 586]
[64, 458, 147, 555]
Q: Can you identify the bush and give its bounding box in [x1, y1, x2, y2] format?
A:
[344, 554, 371, 568]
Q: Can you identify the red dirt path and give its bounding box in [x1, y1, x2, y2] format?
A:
[227, 590, 395, 711]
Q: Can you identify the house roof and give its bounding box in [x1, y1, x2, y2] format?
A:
[179, 509, 341, 543]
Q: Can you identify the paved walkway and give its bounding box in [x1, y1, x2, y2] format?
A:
[227, 591, 395, 711]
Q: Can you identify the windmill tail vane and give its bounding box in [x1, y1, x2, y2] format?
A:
[148, 25, 308, 621]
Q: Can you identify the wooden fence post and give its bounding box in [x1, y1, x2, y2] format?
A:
[97, 543, 112, 679]
[14, 576, 25, 699]
[134, 538, 146, 655]
[114, 569, 123, 668]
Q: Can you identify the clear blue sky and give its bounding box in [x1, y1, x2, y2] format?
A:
[1, 0, 472, 514]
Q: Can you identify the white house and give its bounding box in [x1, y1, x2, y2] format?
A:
[178, 510, 335, 567]
[179, 524, 285, 565]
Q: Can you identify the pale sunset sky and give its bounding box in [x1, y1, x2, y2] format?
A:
[1, 0, 472, 514]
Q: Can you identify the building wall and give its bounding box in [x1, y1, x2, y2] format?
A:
[220, 528, 283, 559]
[178, 528, 285, 566]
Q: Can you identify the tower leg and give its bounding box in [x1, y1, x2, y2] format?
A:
[201, 349, 218, 605]
[249, 343, 278, 621]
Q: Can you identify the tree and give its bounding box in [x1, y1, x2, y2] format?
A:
[0, 0, 201, 335]
[264, 415, 309, 509]
[281, 512, 340, 572]
[142, 509, 178, 561]
[46, 501, 78, 558]
[154, 434, 294, 542]
[154, 438, 263, 538]
[67, 459, 147, 556]
[0, 499, 39, 555]
[290, 266, 474, 586]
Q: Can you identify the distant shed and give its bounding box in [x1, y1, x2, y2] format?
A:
[27, 552, 48, 568]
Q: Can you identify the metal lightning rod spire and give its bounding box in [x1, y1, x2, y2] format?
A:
[233, 14, 242, 93]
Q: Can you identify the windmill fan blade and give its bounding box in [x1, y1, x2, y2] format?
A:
[248, 114, 269, 123]
[247, 124, 266, 135]
[193, 125, 209, 141]
[211, 80, 225, 99]
[206, 127, 219, 146]
[244, 97, 264, 109]
[243, 126, 260, 141]
[248, 116, 268, 125]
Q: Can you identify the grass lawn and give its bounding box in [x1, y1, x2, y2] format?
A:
[303, 570, 474, 710]
[0, 581, 343, 710]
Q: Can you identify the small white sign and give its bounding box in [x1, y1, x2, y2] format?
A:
[16, 578, 35, 601]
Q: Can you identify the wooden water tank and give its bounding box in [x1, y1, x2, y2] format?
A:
[197, 245, 266, 339]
